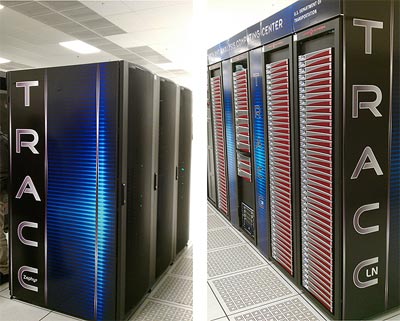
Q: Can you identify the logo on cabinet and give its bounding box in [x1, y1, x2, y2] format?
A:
[18, 266, 39, 292]
[350, 18, 385, 289]
[15, 80, 42, 293]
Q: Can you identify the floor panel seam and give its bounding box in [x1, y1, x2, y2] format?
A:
[208, 282, 229, 319]
[207, 263, 270, 280]
[147, 297, 192, 309]
[38, 310, 52, 321]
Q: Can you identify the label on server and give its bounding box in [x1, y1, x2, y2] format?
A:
[211, 76, 228, 215]
[298, 48, 334, 313]
[266, 59, 293, 275]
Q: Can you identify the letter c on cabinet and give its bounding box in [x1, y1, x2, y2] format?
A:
[17, 221, 38, 247]
[353, 257, 379, 289]
[18, 266, 38, 292]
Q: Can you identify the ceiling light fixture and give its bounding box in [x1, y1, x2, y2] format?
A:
[59, 40, 100, 54]
[0, 5, 4, 10]
[0, 57, 10, 64]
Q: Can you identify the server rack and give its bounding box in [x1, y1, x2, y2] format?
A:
[208, 63, 230, 219]
[156, 78, 180, 278]
[125, 65, 160, 310]
[176, 86, 192, 254]
[262, 36, 300, 281]
[207, 84, 217, 205]
[294, 19, 342, 317]
[230, 53, 257, 243]
[8, 61, 160, 321]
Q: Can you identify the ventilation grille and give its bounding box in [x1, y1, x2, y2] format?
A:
[211, 75, 228, 215]
[298, 47, 334, 313]
[266, 58, 293, 275]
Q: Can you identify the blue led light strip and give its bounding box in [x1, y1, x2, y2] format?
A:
[250, 49, 268, 256]
[47, 65, 97, 320]
[96, 64, 117, 321]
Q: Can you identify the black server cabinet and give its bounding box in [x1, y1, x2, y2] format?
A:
[208, 63, 230, 219]
[8, 61, 159, 321]
[230, 53, 257, 242]
[294, 6, 398, 317]
[156, 78, 180, 278]
[176, 87, 192, 254]
[125, 65, 160, 310]
[263, 36, 300, 282]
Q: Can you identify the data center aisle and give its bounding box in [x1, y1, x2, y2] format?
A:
[207, 204, 400, 321]
[0, 244, 193, 321]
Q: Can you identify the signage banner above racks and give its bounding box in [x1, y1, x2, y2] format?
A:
[260, 7, 292, 46]
[246, 22, 262, 51]
[291, 0, 341, 32]
[207, 0, 343, 64]
[208, 44, 223, 65]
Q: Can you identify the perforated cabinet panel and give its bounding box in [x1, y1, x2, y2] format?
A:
[298, 48, 333, 313]
[233, 68, 252, 182]
[211, 76, 228, 215]
[266, 59, 293, 275]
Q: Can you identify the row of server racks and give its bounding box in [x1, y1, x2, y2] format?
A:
[207, 0, 400, 320]
[1, 61, 192, 321]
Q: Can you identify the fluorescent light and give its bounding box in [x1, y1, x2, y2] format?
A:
[0, 57, 10, 64]
[59, 40, 100, 54]
[0, 5, 4, 10]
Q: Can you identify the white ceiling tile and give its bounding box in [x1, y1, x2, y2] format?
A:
[105, 33, 146, 48]
[94, 25, 126, 37]
[0, 1, 31, 8]
[106, 3, 191, 32]
[56, 22, 88, 34]
[39, 1, 85, 12]
[122, 1, 184, 12]
[61, 6, 100, 22]
[35, 12, 73, 26]
[82, 1, 131, 17]
[10, 2, 52, 17]
[86, 37, 116, 46]
[68, 29, 100, 40]
[80, 17, 113, 30]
